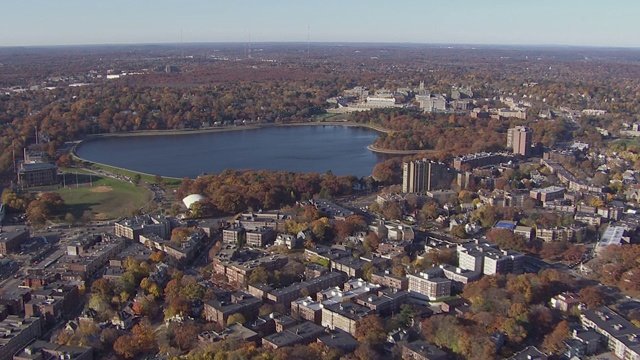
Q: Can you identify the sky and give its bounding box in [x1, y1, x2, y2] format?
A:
[1, 0, 638, 48]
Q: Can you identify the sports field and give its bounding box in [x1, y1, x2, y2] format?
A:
[56, 169, 152, 220]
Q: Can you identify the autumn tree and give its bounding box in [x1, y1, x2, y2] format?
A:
[227, 312, 246, 326]
[543, 320, 570, 354]
[578, 286, 607, 309]
[172, 322, 199, 351]
[114, 335, 138, 359]
[354, 314, 386, 346]
[486, 228, 527, 251]
[26, 192, 66, 226]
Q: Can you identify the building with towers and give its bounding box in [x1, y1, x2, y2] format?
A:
[402, 159, 453, 193]
[507, 126, 533, 157]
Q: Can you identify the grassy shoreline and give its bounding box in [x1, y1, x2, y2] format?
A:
[78, 120, 391, 140]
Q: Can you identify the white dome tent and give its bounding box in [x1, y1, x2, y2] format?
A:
[182, 194, 205, 209]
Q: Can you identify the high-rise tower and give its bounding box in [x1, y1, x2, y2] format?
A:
[507, 126, 533, 157]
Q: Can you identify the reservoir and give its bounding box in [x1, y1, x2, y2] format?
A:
[76, 125, 385, 178]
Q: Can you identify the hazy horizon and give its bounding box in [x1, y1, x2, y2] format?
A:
[2, 0, 639, 48]
[1, 41, 639, 51]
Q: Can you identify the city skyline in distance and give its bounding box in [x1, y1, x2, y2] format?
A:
[1, 0, 639, 48]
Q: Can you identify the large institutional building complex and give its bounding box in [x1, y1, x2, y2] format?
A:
[17, 162, 58, 188]
[402, 159, 452, 193]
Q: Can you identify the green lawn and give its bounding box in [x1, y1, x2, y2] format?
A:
[56, 168, 152, 220]
[74, 159, 182, 186]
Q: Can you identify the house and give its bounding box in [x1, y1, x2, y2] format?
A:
[550, 292, 583, 312]
[507, 346, 547, 360]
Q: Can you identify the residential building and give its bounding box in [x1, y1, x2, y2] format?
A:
[317, 328, 360, 353]
[290, 297, 323, 324]
[407, 270, 452, 301]
[262, 321, 325, 349]
[330, 256, 365, 278]
[483, 250, 524, 276]
[581, 306, 640, 360]
[453, 152, 506, 171]
[402, 159, 452, 193]
[457, 240, 499, 273]
[235, 211, 290, 233]
[140, 228, 206, 262]
[537, 226, 587, 243]
[507, 346, 547, 360]
[550, 292, 583, 312]
[0, 316, 42, 360]
[370, 271, 409, 290]
[222, 225, 245, 245]
[507, 126, 533, 156]
[400, 340, 448, 360]
[57, 236, 127, 278]
[530, 186, 566, 204]
[114, 214, 171, 242]
[203, 292, 261, 325]
[499, 108, 527, 120]
[14, 340, 93, 360]
[198, 323, 259, 345]
[439, 264, 482, 291]
[321, 302, 371, 336]
[355, 288, 409, 316]
[0, 228, 29, 255]
[266, 272, 345, 307]
[304, 245, 350, 265]
[309, 199, 354, 220]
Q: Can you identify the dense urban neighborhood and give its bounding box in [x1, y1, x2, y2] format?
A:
[1, 43, 640, 360]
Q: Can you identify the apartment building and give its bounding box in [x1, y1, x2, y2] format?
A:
[581, 307, 640, 360]
[0, 316, 42, 360]
[262, 321, 325, 349]
[290, 296, 323, 324]
[0, 228, 29, 255]
[370, 271, 409, 290]
[483, 250, 524, 276]
[402, 159, 452, 193]
[203, 292, 261, 325]
[115, 214, 171, 242]
[266, 272, 345, 308]
[321, 302, 371, 336]
[407, 271, 451, 301]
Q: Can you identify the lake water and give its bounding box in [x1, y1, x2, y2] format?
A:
[76, 126, 385, 178]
